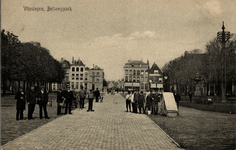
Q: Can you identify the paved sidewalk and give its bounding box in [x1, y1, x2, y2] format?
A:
[2, 93, 183, 150]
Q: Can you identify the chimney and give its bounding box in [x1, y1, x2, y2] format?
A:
[72, 57, 74, 64]
[93, 64, 94, 68]
[61, 58, 63, 63]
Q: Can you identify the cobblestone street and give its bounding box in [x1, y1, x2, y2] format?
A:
[2, 93, 182, 150]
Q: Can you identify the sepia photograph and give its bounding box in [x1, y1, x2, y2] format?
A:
[1, 0, 236, 149]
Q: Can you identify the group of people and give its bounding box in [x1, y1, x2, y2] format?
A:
[15, 85, 101, 120]
[125, 90, 181, 115]
[56, 87, 101, 115]
[15, 86, 50, 120]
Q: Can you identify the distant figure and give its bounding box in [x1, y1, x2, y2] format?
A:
[189, 92, 192, 102]
[27, 86, 36, 120]
[78, 86, 86, 108]
[57, 89, 64, 115]
[138, 91, 145, 114]
[94, 88, 100, 102]
[146, 90, 154, 114]
[174, 91, 181, 115]
[125, 91, 132, 112]
[65, 87, 74, 114]
[37, 87, 50, 119]
[87, 90, 94, 112]
[72, 89, 77, 108]
[15, 87, 26, 120]
[132, 90, 139, 113]
[152, 90, 159, 115]
[144, 90, 150, 113]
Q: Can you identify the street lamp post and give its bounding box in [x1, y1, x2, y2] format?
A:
[217, 21, 230, 102]
[164, 76, 168, 92]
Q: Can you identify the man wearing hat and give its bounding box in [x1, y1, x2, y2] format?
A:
[37, 87, 50, 119]
[65, 87, 74, 114]
[27, 86, 36, 120]
[15, 87, 26, 120]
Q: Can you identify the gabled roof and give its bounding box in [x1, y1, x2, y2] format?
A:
[149, 62, 162, 74]
[90, 65, 102, 70]
[73, 59, 85, 66]
[62, 60, 70, 69]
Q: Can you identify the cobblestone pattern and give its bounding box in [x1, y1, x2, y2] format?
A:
[2, 94, 183, 150]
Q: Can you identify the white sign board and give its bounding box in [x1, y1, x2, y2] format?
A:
[162, 92, 178, 112]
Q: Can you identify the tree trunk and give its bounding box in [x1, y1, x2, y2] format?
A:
[23, 80, 26, 91]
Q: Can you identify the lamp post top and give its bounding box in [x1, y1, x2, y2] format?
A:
[222, 21, 225, 31]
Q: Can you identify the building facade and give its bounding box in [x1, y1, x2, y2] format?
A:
[52, 58, 104, 92]
[88, 65, 103, 91]
[148, 62, 163, 92]
[123, 60, 149, 91]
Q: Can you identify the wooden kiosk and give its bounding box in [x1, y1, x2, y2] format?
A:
[159, 92, 178, 117]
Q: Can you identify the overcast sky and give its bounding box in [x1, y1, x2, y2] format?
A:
[2, 0, 236, 81]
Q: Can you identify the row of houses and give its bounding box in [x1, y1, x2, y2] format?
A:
[52, 57, 104, 92]
[122, 60, 164, 92]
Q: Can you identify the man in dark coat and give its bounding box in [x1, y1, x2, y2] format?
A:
[27, 86, 36, 120]
[94, 88, 100, 102]
[146, 90, 154, 114]
[174, 91, 181, 115]
[15, 87, 26, 120]
[152, 90, 159, 115]
[133, 90, 139, 113]
[37, 87, 50, 119]
[138, 91, 145, 114]
[57, 89, 64, 115]
[65, 87, 74, 114]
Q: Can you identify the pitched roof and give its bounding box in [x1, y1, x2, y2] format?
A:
[149, 62, 162, 74]
[73, 59, 85, 66]
[90, 65, 102, 70]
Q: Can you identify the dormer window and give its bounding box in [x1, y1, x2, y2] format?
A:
[154, 70, 159, 74]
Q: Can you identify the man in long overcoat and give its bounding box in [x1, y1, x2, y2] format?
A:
[15, 87, 26, 120]
[65, 87, 74, 114]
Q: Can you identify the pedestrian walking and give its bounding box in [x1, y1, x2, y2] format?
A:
[87, 90, 94, 112]
[174, 91, 181, 115]
[27, 86, 36, 120]
[37, 87, 50, 119]
[57, 89, 64, 115]
[138, 91, 145, 114]
[94, 88, 100, 102]
[15, 87, 26, 120]
[189, 92, 192, 102]
[125, 91, 132, 112]
[78, 86, 86, 108]
[65, 87, 74, 114]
